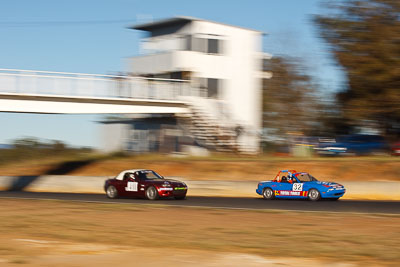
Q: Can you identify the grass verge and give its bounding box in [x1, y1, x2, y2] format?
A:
[0, 198, 399, 266]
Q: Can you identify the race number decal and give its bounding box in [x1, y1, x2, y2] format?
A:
[125, 181, 138, 192]
[292, 183, 303, 191]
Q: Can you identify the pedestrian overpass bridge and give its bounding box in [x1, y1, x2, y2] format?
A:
[0, 68, 201, 114]
[0, 68, 254, 153]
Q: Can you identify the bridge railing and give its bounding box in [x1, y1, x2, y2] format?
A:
[0, 68, 201, 101]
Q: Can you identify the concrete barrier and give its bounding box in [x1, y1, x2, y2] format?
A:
[0, 176, 399, 200]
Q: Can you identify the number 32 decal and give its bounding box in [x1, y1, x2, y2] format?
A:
[292, 183, 303, 191]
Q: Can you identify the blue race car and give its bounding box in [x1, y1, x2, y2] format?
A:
[314, 134, 388, 156]
[256, 170, 346, 201]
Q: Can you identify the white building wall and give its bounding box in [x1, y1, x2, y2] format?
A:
[128, 18, 264, 152]
[189, 21, 262, 150]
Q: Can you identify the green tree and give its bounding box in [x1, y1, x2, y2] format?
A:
[262, 56, 320, 140]
[314, 0, 400, 138]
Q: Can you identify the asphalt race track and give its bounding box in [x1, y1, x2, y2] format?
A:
[0, 191, 399, 214]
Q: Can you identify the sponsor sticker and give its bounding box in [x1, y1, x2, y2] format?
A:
[276, 190, 307, 196]
[158, 188, 173, 191]
[279, 190, 300, 196]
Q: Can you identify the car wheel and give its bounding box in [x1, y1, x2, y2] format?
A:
[308, 189, 321, 201]
[145, 186, 159, 200]
[262, 188, 274, 200]
[106, 185, 118, 199]
[174, 195, 186, 200]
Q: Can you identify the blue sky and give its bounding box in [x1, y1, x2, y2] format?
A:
[0, 0, 343, 148]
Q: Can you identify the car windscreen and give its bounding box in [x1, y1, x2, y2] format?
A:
[295, 173, 318, 182]
[137, 170, 163, 180]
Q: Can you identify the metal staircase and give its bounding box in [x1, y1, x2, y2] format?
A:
[181, 97, 241, 153]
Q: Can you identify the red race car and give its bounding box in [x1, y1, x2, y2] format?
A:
[104, 169, 188, 200]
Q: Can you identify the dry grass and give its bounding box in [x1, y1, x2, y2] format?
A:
[0, 154, 399, 181]
[0, 199, 399, 266]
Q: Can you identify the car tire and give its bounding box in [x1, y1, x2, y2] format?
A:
[174, 195, 186, 200]
[308, 188, 321, 201]
[262, 188, 275, 200]
[106, 185, 118, 199]
[145, 186, 159, 200]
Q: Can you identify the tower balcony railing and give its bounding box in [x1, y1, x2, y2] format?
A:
[0, 68, 202, 102]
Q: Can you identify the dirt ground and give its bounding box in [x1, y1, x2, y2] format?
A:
[0, 199, 399, 266]
[1, 156, 400, 181]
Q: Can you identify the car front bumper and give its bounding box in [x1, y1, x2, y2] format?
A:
[157, 187, 188, 197]
[321, 188, 346, 198]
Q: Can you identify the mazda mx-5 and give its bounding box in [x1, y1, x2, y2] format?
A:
[105, 169, 188, 200]
[256, 170, 345, 201]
